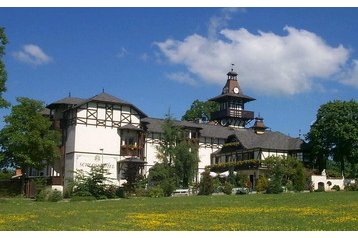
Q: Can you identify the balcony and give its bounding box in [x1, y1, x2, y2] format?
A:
[211, 109, 254, 120]
[120, 145, 144, 157]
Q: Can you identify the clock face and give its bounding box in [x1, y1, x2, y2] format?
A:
[233, 87, 239, 94]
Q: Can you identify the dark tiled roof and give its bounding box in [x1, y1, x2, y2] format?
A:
[88, 92, 131, 105]
[47, 97, 85, 109]
[209, 93, 256, 103]
[142, 117, 304, 151]
[141, 117, 203, 134]
[74, 92, 148, 118]
[232, 129, 304, 150]
[119, 124, 143, 131]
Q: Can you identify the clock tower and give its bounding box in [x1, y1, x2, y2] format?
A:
[209, 67, 255, 128]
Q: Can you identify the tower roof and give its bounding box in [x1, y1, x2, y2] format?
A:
[209, 69, 255, 103]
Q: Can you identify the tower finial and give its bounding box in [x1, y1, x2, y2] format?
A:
[69, 91, 71, 97]
[102, 88, 105, 93]
[231, 63, 235, 72]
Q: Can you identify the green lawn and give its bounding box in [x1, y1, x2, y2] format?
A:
[0, 191, 357, 231]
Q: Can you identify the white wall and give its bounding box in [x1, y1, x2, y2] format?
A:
[65, 125, 76, 153]
[72, 152, 120, 185]
[74, 124, 121, 155]
[311, 175, 346, 191]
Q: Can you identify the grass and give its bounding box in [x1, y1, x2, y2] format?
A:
[0, 191, 357, 231]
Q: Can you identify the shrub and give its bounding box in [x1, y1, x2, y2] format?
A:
[148, 186, 164, 198]
[266, 180, 283, 194]
[104, 185, 117, 199]
[115, 187, 126, 198]
[285, 180, 294, 191]
[255, 175, 268, 192]
[222, 182, 233, 195]
[198, 169, 214, 195]
[344, 183, 358, 191]
[292, 163, 306, 192]
[134, 188, 148, 197]
[48, 190, 63, 202]
[72, 165, 111, 199]
[35, 189, 51, 201]
[331, 185, 340, 191]
[236, 174, 250, 189]
[34, 177, 48, 195]
[148, 163, 176, 197]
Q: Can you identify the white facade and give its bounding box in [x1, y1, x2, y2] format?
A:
[45, 92, 305, 191]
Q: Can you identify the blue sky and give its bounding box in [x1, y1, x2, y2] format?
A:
[0, 7, 358, 138]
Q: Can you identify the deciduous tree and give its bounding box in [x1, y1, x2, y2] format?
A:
[182, 100, 219, 121]
[0, 97, 61, 193]
[0, 26, 10, 108]
[306, 100, 358, 176]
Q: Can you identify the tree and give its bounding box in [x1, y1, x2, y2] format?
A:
[198, 169, 214, 195]
[265, 156, 307, 193]
[173, 139, 199, 188]
[182, 100, 219, 121]
[147, 163, 176, 197]
[0, 97, 61, 193]
[154, 113, 200, 190]
[0, 27, 9, 108]
[156, 113, 180, 165]
[306, 100, 358, 176]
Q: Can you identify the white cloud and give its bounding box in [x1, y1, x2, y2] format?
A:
[166, 72, 197, 86]
[208, 8, 242, 39]
[339, 60, 358, 88]
[116, 47, 128, 59]
[140, 53, 149, 61]
[12, 44, 52, 66]
[156, 26, 349, 95]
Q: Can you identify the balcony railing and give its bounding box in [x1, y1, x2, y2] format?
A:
[120, 145, 144, 157]
[211, 109, 254, 120]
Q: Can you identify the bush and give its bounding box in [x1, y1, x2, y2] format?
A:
[115, 187, 126, 198]
[72, 165, 111, 199]
[63, 184, 74, 199]
[266, 180, 283, 194]
[134, 188, 148, 197]
[198, 170, 214, 195]
[292, 163, 306, 192]
[147, 186, 164, 198]
[35, 189, 51, 201]
[36, 189, 63, 202]
[344, 183, 358, 191]
[104, 185, 117, 199]
[148, 163, 176, 197]
[285, 180, 294, 191]
[222, 182, 233, 195]
[332, 185, 340, 191]
[255, 175, 268, 192]
[48, 190, 63, 202]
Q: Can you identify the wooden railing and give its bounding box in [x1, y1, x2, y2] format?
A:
[120, 145, 144, 157]
[211, 109, 254, 120]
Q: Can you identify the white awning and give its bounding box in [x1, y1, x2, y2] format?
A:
[209, 172, 218, 177]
